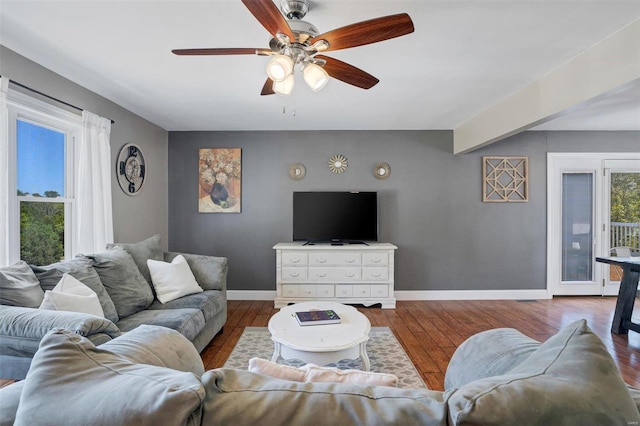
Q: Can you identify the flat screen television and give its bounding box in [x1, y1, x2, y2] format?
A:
[293, 191, 378, 243]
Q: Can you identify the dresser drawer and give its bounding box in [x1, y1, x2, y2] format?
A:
[309, 252, 361, 266]
[363, 252, 388, 266]
[281, 267, 308, 282]
[309, 267, 361, 282]
[282, 251, 308, 266]
[298, 285, 316, 298]
[353, 284, 371, 298]
[363, 267, 389, 281]
[335, 285, 353, 297]
[316, 285, 335, 297]
[371, 285, 389, 298]
[281, 284, 316, 298]
[281, 284, 298, 297]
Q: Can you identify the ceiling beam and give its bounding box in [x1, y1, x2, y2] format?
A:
[453, 18, 640, 155]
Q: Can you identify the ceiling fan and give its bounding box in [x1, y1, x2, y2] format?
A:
[172, 0, 414, 96]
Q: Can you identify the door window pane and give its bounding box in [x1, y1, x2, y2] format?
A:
[17, 120, 65, 197]
[562, 173, 593, 281]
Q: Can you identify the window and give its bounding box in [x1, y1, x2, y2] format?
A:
[7, 91, 80, 265]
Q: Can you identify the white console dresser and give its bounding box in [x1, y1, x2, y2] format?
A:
[273, 242, 397, 309]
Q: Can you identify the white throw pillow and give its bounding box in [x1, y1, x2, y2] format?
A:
[248, 358, 399, 387]
[39, 273, 105, 317]
[147, 255, 203, 303]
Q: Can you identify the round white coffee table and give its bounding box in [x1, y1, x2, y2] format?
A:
[268, 302, 371, 371]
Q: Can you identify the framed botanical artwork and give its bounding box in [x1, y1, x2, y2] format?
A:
[198, 148, 242, 213]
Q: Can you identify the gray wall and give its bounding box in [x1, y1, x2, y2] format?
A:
[0, 46, 169, 248]
[168, 129, 637, 293]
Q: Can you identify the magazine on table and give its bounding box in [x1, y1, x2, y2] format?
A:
[294, 310, 341, 326]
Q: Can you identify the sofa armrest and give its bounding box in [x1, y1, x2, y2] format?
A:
[164, 251, 228, 292]
[0, 305, 121, 340]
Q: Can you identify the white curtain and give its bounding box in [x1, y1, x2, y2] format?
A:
[75, 110, 114, 255]
[0, 77, 10, 266]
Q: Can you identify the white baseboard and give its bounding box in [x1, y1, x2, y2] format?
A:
[227, 289, 550, 301]
[227, 290, 276, 301]
[395, 290, 551, 300]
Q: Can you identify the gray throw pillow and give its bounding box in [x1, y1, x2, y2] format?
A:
[107, 234, 163, 286]
[30, 257, 119, 323]
[0, 261, 44, 308]
[448, 319, 640, 425]
[13, 329, 205, 426]
[85, 248, 154, 318]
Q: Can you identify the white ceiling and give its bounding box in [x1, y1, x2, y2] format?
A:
[1, 0, 639, 135]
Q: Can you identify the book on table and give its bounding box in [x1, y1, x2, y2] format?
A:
[294, 310, 341, 326]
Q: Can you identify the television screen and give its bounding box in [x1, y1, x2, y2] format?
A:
[293, 191, 378, 243]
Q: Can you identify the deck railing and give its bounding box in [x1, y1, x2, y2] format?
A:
[610, 222, 640, 252]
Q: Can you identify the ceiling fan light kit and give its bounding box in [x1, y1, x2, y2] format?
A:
[273, 74, 295, 96]
[266, 54, 294, 81]
[302, 62, 329, 92]
[172, 0, 414, 96]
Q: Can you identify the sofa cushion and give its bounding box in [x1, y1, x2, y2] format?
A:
[0, 261, 44, 308]
[447, 319, 640, 425]
[84, 248, 153, 318]
[148, 290, 223, 322]
[116, 308, 205, 342]
[39, 274, 104, 317]
[100, 324, 205, 376]
[147, 255, 203, 303]
[107, 234, 163, 286]
[30, 257, 119, 323]
[201, 368, 449, 426]
[13, 329, 204, 426]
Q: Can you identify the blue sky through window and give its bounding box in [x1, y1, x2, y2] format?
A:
[17, 120, 65, 196]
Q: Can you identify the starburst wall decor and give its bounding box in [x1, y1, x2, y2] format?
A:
[482, 156, 528, 202]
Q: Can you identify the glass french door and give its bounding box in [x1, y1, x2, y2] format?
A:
[548, 154, 640, 296]
[603, 160, 640, 295]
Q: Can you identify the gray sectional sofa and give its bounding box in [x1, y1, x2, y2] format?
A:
[0, 235, 227, 379]
[0, 319, 638, 425]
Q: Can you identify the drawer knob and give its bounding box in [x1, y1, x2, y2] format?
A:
[346, 258, 355, 263]
[372, 272, 381, 277]
[371, 258, 381, 263]
[346, 272, 355, 277]
[290, 272, 299, 277]
[317, 272, 327, 277]
[291, 258, 300, 263]
[317, 258, 326, 263]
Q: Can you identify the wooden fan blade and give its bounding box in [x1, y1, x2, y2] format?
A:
[172, 48, 268, 56]
[311, 13, 414, 52]
[316, 55, 379, 89]
[261, 78, 275, 96]
[241, 0, 295, 41]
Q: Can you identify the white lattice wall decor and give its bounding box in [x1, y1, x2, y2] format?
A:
[483, 156, 529, 202]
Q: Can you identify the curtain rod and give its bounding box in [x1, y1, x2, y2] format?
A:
[3, 77, 115, 124]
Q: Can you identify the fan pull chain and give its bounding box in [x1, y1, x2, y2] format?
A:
[281, 105, 297, 117]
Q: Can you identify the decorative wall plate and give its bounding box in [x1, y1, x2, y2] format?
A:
[288, 163, 306, 180]
[116, 143, 146, 196]
[329, 154, 348, 174]
[372, 162, 391, 179]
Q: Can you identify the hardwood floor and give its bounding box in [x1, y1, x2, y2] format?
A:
[201, 297, 640, 391]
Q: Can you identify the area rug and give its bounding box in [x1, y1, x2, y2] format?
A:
[223, 326, 427, 389]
